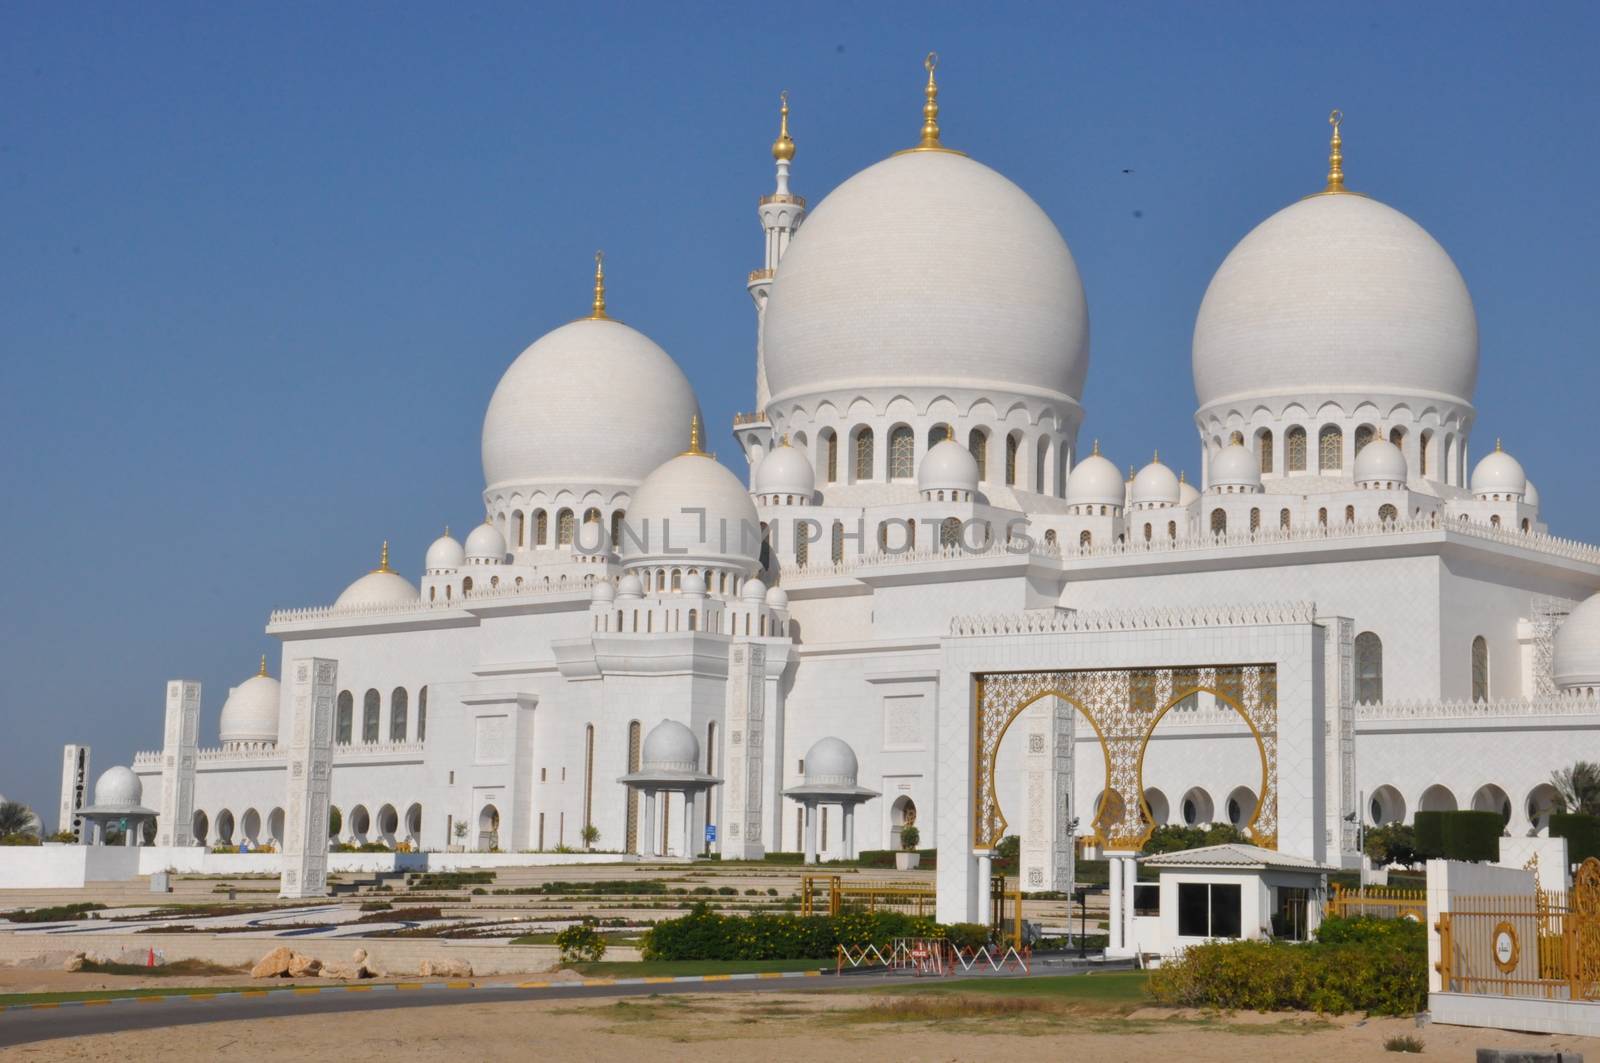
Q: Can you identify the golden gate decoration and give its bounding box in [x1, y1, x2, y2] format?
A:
[1436, 857, 1600, 1000]
[973, 664, 1277, 851]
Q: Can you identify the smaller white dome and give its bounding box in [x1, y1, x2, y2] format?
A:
[465, 521, 507, 561]
[1178, 477, 1200, 507]
[424, 531, 465, 571]
[681, 571, 707, 595]
[1209, 444, 1262, 491]
[754, 442, 815, 501]
[918, 439, 981, 496]
[765, 585, 789, 609]
[803, 737, 859, 788]
[592, 580, 616, 603]
[1524, 479, 1541, 509]
[742, 577, 767, 603]
[93, 766, 142, 809]
[1354, 439, 1407, 486]
[1472, 445, 1526, 498]
[219, 664, 281, 745]
[335, 566, 419, 609]
[617, 573, 644, 599]
[625, 440, 762, 569]
[641, 719, 700, 773]
[1555, 593, 1600, 692]
[1130, 458, 1180, 506]
[1066, 452, 1124, 508]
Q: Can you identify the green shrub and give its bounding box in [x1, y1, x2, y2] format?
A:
[1364, 823, 1419, 868]
[1413, 811, 1500, 862]
[555, 920, 607, 963]
[0, 834, 42, 846]
[641, 903, 941, 961]
[3, 902, 106, 923]
[1148, 915, 1427, 1015]
[899, 826, 920, 850]
[942, 923, 992, 951]
[1141, 824, 1244, 855]
[359, 900, 393, 912]
[1551, 812, 1600, 864]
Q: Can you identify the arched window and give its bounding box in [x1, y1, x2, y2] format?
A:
[1354, 632, 1383, 704]
[581, 723, 595, 843]
[389, 687, 408, 742]
[1389, 426, 1406, 449]
[1490, 514, 1501, 528]
[1229, 430, 1244, 446]
[557, 509, 575, 546]
[429, 586, 436, 602]
[362, 689, 380, 744]
[417, 686, 427, 742]
[927, 424, 950, 448]
[967, 429, 988, 481]
[1249, 508, 1260, 532]
[1005, 434, 1020, 486]
[1210, 508, 1227, 535]
[1279, 508, 1291, 530]
[1344, 505, 1355, 524]
[534, 510, 548, 546]
[824, 430, 838, 483]
[671, 568, 682, 591]
[611, 510, 624, 548]
[1318, 507, 1328, 527]
[889, 425, 914, 479]
[941, 517, 962, 548]
[625, 721, 642, 852]
[795, 526, 808, 567]
[1471, 636, 1490, 701]
[1167, 521, 1176, 540]
[1419, 429, 1433, 477]
[1035, 436, 1050, 494]
[1319, 425, 1343, 471]
[1079, 529, 1092, 548]
[1354, 424, 1376, 454]
[512, 511, 525, 548]
[462, 576, 473, 594]
[583, 508, 601, 531]
[688, 609, 698, 631]
[1379, 503, 1398, 523]
[830, 520, 844, 563]
[853, 428, 874, 481]
[1286, 426, 1308, 472]
[1043, 528, 1057, 547]
[1256, 430, 1274, 474]
[1143, 522, 1152, 542]
[336, 691, 353, 744]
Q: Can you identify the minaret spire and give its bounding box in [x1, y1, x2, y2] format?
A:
[589, 251, 608, 320]
[772, 91, 795, 195]
[1324, 109, 1346, 194]
[917, 52, 942, 150]
[258, 654, 268, 678]
[373, 540, 393, 573]
[684, 414, 708, 456]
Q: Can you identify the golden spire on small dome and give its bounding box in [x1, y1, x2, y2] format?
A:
[589, 251, 608, 320]
[1323, 109, 1346, 194]
[1496, 438, 1503, 452]
[1153, 449, 1160, 463]
[373, 540, 393, 574]
[444, 524, 450, 538]
[258, 654, 268, 678]
[1092, 439, 1100, 456]
[683, 414, 707, 456]
[897, 52, 966, 156]
[772, 91, 795, 162]
[1179, 469, 1187, 484]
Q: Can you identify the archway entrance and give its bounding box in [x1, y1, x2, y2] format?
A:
[478, 805, 500, 851]
[890, 796, 917, 850]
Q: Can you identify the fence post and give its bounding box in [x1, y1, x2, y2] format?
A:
[1434, 912, 1452, 992]
[829, 875, 841, 917]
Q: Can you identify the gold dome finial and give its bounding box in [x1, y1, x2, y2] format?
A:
[915, 52, 942, 151]
[374, 540, 393, 574]
[684, 413, 706, 456]
[1153, 449, 1160, 464]
[1092, 439, 1100, 456]
[1324, 109, 1346, 194]
[258, 654, 268, 678]
[589, 251, 608, 320]
[772, 91, 795, 162]
[1496, 437, 1503, 452]
[1179, 469, 1187, 484]
[1128, 465, 1136, 481]
[779, 432, 789, 446]
[444, 524, 450, 538]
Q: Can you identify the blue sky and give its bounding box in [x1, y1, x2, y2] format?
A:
[2, 3, 1597, 818]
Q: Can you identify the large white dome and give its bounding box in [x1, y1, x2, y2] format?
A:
[1555, 593, 1600, 692]
[1193, 193, 1478, 411]
[92, 766, 143, 809]
[481, 316, 700, 493]
[802, 737, 860, 788]
[623, 439, 762, 570]
[762, 150, 1088, 406]
[219, 664, 281, 745]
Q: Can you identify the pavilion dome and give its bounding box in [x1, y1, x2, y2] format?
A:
[762, 149, 1088, 408]
[753, 440, 815, 500]
[464, 521, 507, 562]
[918, 439, 981, 496]
[1066, 452, 1124, 507]
[1130, 458, 1180, 506]
[92, 766, 143, 810]
[640, 720, 701, 774]
[1555, 593, 1600, 692]
[481, 309, 700, 494]
[1354, 439, 1408, 486]
[802, 737, 860, 788]
[424, 531, 465, 571]
[334, 545, 419, 609]
[1471, 445, 1526, 499]
[742, 577, 768, 603]
[623, 429, 761, 571]
[1524, 480, 1541, 510]
[1210, 444, 1262, 491]
[218, 663, 281, 745]
[1193, 191, 1477, 413]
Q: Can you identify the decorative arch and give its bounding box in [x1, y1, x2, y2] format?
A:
[974, 664, 1277, 850]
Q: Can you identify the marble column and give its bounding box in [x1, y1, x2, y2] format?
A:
[842, 805, 855, 861]
[976, 853, 993, 927]
[803, 802, 818, 864]
[642, 790, 657, 858]
[1108, 854, 1124, 951]
[682, 789, 694, 859]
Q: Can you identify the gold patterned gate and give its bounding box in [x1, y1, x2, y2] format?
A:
[973, 664, 1277, 850]
[1437, 857, 1600, 999]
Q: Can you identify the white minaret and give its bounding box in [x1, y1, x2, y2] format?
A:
[736, 94, 807, 481]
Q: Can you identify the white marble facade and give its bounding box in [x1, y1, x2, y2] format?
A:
[90, 73, 1600, 897]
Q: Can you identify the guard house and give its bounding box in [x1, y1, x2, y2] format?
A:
[1136, 843, 1335, 957]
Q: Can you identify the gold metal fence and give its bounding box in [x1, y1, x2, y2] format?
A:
[799, 875, 936, 917]
[1437, 858, 1600, 1001]
[1328, 883, 1427, 921]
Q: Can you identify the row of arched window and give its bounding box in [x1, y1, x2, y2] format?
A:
[1350, 632, 1491, 705]
[1207, 504, 1403, 537]
[809, 424, 1059, 493]
[500, 507, 622, 552]
[335, 686, 428, 745]
[599, 607, 783, 637]
[1231, 423, 1461, 481]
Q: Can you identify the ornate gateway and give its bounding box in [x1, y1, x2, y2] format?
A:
[973, 664, 1277, 851]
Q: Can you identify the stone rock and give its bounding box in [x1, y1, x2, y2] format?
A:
[319, 962, 354, 979]
[352, 948, 368, 964]
[418, 958, 473, 978]
[287, 952, 321, 977]
[62, 952, 85, 973]
[250, 946, 294, 979]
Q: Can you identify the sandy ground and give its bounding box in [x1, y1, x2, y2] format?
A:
[4, 988, 1598, 1063]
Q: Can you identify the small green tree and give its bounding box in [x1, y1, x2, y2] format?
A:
[900, 825, 920, 851]
[0, 801, 39, 839]
[1552, 762, 1600, 816]
[994, 834, 1020, 863]
[580, 824, 600, 850]
[1364, 822, 1418, 867]
[555, 919, 607, 964]
[328, 805, 342, 838]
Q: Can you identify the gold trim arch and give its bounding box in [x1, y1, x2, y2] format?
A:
[974, 664, 1278, 851]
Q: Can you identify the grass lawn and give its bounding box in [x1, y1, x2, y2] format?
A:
[565, 958, 830, 977]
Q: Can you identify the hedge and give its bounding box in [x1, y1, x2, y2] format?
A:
[1147, 915, 1426, 1016]
[1551, 813, 1600, 864]
[641, 904, 942, 960]
[1413, 810, 1500, 862]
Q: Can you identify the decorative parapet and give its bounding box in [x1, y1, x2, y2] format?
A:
[732, 410, 769, 426]
[758, 193, 807, 207]
[137, 741, 428, 769]
[783, 539, 1061, 583]
[747, 268, 776, 284]
[1358, 695, 1600, 720]
[132, 751, 162, 769]
[269, 573, 596, 626]
[948, 601, 1318, 638]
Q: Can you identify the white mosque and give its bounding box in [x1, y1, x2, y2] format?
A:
[66, 59, 1600, 878]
